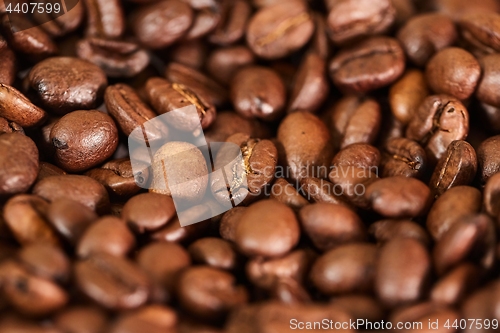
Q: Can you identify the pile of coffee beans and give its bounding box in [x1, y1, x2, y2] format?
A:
[2, 0, 500, 331]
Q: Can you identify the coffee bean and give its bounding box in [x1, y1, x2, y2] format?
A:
[477, 135, 500, 185]
[0, 117, 23, 135]
[430, 263, 480, 305]
[299, 177, 350, 207]
[431, 0, 500, 20]
[50, 110, 119, 172]
[54, 306, 108, 333]
[170, 39, 207, 70]
[310, 243, 377, 295]
[0, 133, 39, 196]
[151, 216, 210, 243]
[330, 295, 384, 322]
[109, 305, 176, 333]
[329, 37, 405, 93]
[270, 178, 309, 210]
[458, 12, 500, 55]
[231, 66, 286, 121]
[0, 37, 16, 85]
[0, 84, 46, 128]
[75, 252, 150, 310]
[376, 238, 431, 307]
[203, 111, 258, 143]
[389, 302, 460, 333]
[246, 0, 314, 59]
[34, 1, 84, 37]
[327, 0, 395, 44]
[271, 277, 311, 305]
[483, 173, 500, 218]
[219, 207, 246, 242]
[184, 4, 221, 40]
[461, 281, 500, 332]
[235, 200, 300, 258]
[389, 69, 429, 124]
[18, 243, 70, 283]
[369, 219, 431, 247]
[277, 112, 333, 180]
[381, 137, 427, 178]
[299, 203, 367, 251]
[476, 54, 500, 109]
[206, 46, 255, 85]
[209, 0, 251, 45]
[83, 0, 125, 38]
[122, 193, 176, 233]
[188, 238, 237, 270]
[397, 13, 457, 67]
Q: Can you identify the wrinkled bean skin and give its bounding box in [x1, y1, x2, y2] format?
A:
[381, 137, 427, 178]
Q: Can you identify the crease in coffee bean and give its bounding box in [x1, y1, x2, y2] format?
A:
[391, 154, 420, 169]
[88, 256, 140, 294]
[171, 83, 207, 116]
[255, 12, 311, 47]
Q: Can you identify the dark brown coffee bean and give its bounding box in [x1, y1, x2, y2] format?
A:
[165, 62, 228, 107]
[184, 5, 221, 40]
[0, 117, 23, 135]
[246, 249, 314, 289]
[33, 175, 110, 214]
[397, 14, 457, 67]
[209, 0, 251, 45]
[369, 219, 431, 247]
[310, 243, 377, 295]
[299, 177, 350, 207]
[235, 200, 300, 257]
[0, 37, 16, 85]
[54, 306, 108, 333]
[381, 137, 427, 178]
[429, 140, 477, 197]
[145, 77, 216, 130]
[18, 243, 70, 283]
[433, 214, 495, 275]
[271, 277, 311, 305]
[330, 295, 384, 322]
[461, 280, 500, 332]
[389, 302, 460, 333]
[0, 260, 68, 316]
[288, 53, 328, 113]
[188, 238, 237, 270]
[75, 253, 150, 310]
[406, 95, 469, 163]
[50, 110, 118, 172]
[477, 135, 500, 185]
[206, 46, 255, 85]
[132, 1, 194, 49]
[431, 0, 500, 20]
[426, 48, 481, 100]
[76, 38, 149, 78]
[109, 305, 176, 333]
[0, 133, 39, 196]
[28, 57, 108, 114]
[82, 0, 125, 38]
[203, 111, 258, 143]
[36, 163, 65, 182]
[329, 37, 405, 93]
[277, 112, 333, 180]
[0, 84, 46, 128]
[177, 266, 248, 319]
[484, 172, 500, 218]
[299, 203, 366, 251]
[328, 95, 382, 149]
[151, 217, 210, 243]
[77, 216, 135, 258]
[327, 0, 395, 45]
[169, 39, 207, 70]
[430, 263, 480, 305]
[270, 178, 309, 210]
[389, 69, 429, 124]
[246, 0, 314, 59]
[365, 176, 431, 218]
[45, 198, 98, 245]
[34, 1, 84, 38]
[458, 12, 500, 55]
[121, 193, 176, 233]
[219, 207, 246, 242]
[3, 195, 60, 246]
[376, 238, 431, 307]
[231, 66, 286, 121]
[476, 54, 500, 108]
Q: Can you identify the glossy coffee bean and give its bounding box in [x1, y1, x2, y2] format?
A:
[270, 178, 309, 210]
[0, 37, 16, 85]
[206, 46, 255, 85]
[109, 305, 176, 333]
[330, 295, 384, 322]
[369, 219, 431, 247]
[0, 117, 23, 135]
[121, 193, 176, 233]
[203, 111, 259, 143]
[188, 238, 237, 270]
[484, 172, 500, 218]
[389, 69, 429, 124]
[477, 135, 500, 185]
[299, 177, 350, 207]
[381, 137, 427, 178]
[54, 306, 108, 333]
[209, 0, 251, 45]
[430, 0, 500, 20]
[458, 12, 500, 55]
[430, 263, 480, 306]
[83, 0, 125, 38]
[18, 243, 70, 283]
[28, 57, 108, 114]
[219, 207, 246, 242]
[389, 302, 460, 333]
[0, 84, 46, 128]
[329, 37, 405, 93]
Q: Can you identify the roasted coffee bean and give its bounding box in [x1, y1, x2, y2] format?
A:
[426, 48, 481, 100]
[299, 177, 350, 207]
[0, 117, 23, 135]
[326, 0, 395, 45]
[18, 243, 70, 283]
[431, 0, 500, 20]
[376, 238, 431, 307]
[75, 252, 150, 310]
[145, 77, 216, 130]
[177, 266, 248, 319]
[132, 1, 194, 49]
[219, 207, 246, 242]
[76, 38, 150, 78]
[365, 176, 431, 218]
[28, 57, 108, 114]
[389, 302, 460, 333]
[246, 0, 314, 59]
[45, 198, 98, 245]
[299, 203, 366, 251]
[34, 0, 84, 37]
[209, 0, 251, 45]
[288, 52, 328, 113]
[235, 200, 300, 258]
[77, 216, 135, 258]
[188, 238, 237, 270]
[151, 217, 210, 243]
[184, 4, 221, 40]
[33, 175, 110, 214]
[430, 263, 480, 305]
[476, 53, 500, 108]
[50, 110, 119, 172]
[406, 95, 469, 163]
[203, 111, 258, 143]
[389, 69, 429, 124]
[3, 195, 60, 246]
[329, 37, 405, 93]
[36, 163, 65, 182]
[426, 186, 482, 241]
[461, 280, 500, 332]
[0, 84, 46, 128]
[397, 13, 457, 67]
[231, 66, 286, 121]
[271, 277, 311, 305]
[458, 12, 500, 55]
[270, 178, 309, 210]
[328, 95, 382, 149]
[109, 305, 176, 333]
[0, 133, 39, 196]
[477, 135, 500, 185]
[278, 112, 333, 180]
[429, 140, 477, 197]
[330, 295, 384, 322]
[369, 219, 431, 247]
[165, 62, 228, 107]
[310, 243, 377, 295]
[170, 39, 207, 70]
[381, 137, 427, 178]
[0, 37, 16, 85]
[484, 172, 500, 218]
[83, 0, 125, 38]
[121, 193, 176, 233]
[206, 46, 255, 85]
[54, 306, 108, 333]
